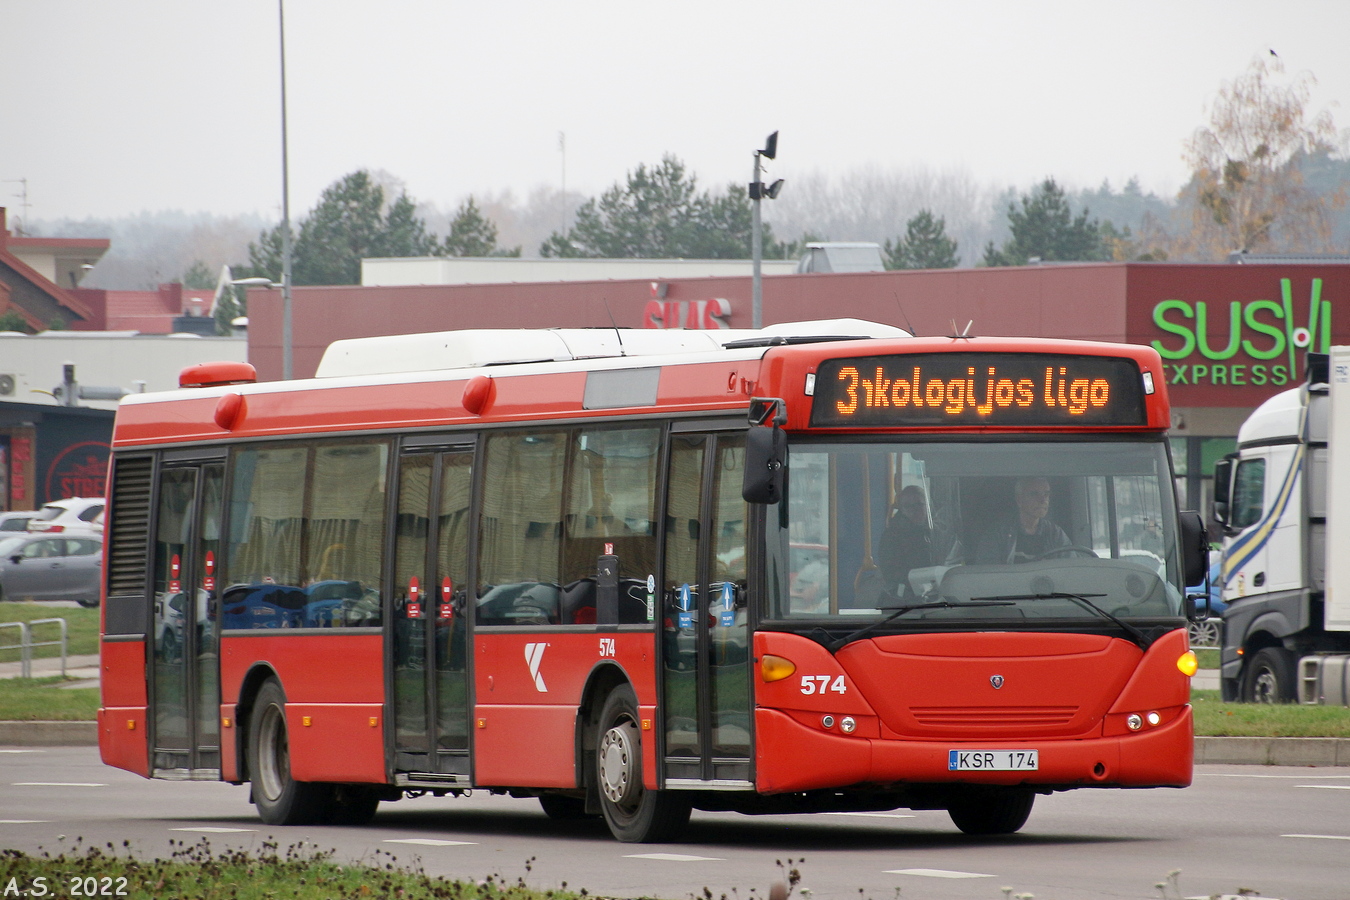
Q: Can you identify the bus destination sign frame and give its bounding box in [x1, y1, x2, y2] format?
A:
[810, 352, 1147, 428]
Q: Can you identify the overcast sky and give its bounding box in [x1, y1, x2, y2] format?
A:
[3, 0, 1348, 225]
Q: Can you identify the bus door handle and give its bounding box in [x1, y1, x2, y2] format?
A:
[1253, 572, 1265, 587]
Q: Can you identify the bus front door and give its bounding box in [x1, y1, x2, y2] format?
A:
[149, 459, 224, 776]
[661, 432, 752, 788]
[391, 446, 473, 778]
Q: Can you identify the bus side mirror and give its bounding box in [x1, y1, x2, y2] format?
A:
[744, 398, 787, 504]
[1179, 510, 1208, 587]
[1183, 593, 1206, 623]
[1212, 455, 1234, 526]
[743, 425, 786, 504]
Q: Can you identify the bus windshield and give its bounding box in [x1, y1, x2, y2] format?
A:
[767, 439, 1183, 626]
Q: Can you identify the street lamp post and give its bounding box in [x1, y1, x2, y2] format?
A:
[749, 132, 783, 330]
[278, 0, 294, 380]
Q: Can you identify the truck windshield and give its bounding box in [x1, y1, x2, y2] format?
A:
[767, 439, 1184, 625]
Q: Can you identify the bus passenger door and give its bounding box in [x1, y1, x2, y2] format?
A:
[392, 445, 474, 778]
[661, 432, 752, 787]
[149, 459, 224, 776]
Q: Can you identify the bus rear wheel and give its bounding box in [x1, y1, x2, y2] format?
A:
[947, 786, 1035, 835]
[595, 685, 690, 843]
[248, 679, 331, 825]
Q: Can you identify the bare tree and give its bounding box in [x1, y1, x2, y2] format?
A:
[1176, 54, 1345, 259]
[768, 164, 1004, 267]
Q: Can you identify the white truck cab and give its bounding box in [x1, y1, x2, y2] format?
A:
[1214, 350, 1350, 702]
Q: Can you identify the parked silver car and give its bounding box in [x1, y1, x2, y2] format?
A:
[0, 533, 103, 606]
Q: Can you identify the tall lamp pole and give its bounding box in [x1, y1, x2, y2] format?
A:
[278, 0, 294, 380]
[749, 132, 783, 330]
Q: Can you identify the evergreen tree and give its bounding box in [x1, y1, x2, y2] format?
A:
[982, 178, 1108, 266]
[541, 155, 778, 258]
[242, 170, 438, 285]
[884, 210, 960, 269]
[0, 310, 32, 334]
[440, 196, 519, 257]
[181, 259, 216, 289]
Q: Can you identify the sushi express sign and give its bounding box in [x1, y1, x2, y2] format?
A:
[1142, 273, 1343, 405]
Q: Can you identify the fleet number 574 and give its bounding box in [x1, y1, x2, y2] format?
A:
[800, 675, 846, 695]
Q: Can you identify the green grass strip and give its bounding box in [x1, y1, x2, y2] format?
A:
[0, 838, 609, 900]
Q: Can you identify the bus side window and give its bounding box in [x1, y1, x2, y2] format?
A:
[478, 431, 566, 625]
[560, 427, 660, 624]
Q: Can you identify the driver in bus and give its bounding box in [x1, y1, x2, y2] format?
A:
[974, 476, 1070, 564]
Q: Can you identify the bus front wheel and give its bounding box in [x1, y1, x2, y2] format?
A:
[947, 786, 1035, 835]
[247, 679, 331, 825]
[595, 685, 690, 842]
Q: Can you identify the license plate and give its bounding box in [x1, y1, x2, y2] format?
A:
[948, 749, 1039, 771]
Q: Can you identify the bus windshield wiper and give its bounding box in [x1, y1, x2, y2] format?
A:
[971, 591, 1148, 648]
[827, 598, 1015, 653]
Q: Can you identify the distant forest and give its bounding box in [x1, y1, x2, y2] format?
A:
[28, 154, 1347, 293]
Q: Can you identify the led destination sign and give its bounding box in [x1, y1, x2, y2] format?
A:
[810, 353, 1147, 427]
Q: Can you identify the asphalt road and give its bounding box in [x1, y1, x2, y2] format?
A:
[2, 747, 1348, 900]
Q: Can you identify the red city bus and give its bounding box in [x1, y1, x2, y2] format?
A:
[98, 320, 1207, 842]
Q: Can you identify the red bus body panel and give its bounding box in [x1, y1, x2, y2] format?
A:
[753, 629, 1192, 794]
[219, 634, 386, 783]
[98, 640, 148, 776]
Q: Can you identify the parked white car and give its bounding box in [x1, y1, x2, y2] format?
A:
[27, 498, 105, 537]
[0, 510, 38, 533]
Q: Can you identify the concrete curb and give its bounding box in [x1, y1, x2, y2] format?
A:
[0, 723, 1347, 766]
[1195, 735, 1350, 767]
[0, 720, 98, 746]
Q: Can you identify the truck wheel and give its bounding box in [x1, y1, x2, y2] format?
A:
[247, 679, 331, 825]
[1241, 647, 1295, 704]
[595, 684, 690, 842]
[947, 786, 1035, 835]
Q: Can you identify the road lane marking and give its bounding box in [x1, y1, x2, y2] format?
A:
[886, 869, 995, 879]
[625, 853, 725, 861]
[1201, 773, 1350, 779]
[825, 812, 916, 819]
[12, 782, 106, 786]
[384, 839, 477, 846]
[170, 827, 257, 833]
[1283, 833, 1350, 841]
[0, 820, 48, 824]
[0, 750, 38, 753]
[1296, 784, 1350, 790]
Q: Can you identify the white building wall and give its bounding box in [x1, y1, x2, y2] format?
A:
[362, 256, 800, 286]
[0, 333, 247, 411]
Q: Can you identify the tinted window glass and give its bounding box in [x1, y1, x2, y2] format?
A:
[224, 440, 388, 629]
[1231, 459, 1266, 531]
[478, 432, 566, 625]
